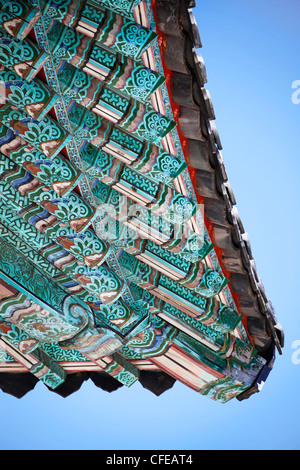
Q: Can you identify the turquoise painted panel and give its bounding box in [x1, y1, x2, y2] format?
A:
[0, 0, 40, 40]
[0, 27, 48, 81]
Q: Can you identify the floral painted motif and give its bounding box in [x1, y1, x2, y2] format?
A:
[0, 28, 48, 81]
[0, 0, 40, 40]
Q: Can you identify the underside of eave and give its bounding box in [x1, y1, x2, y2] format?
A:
[0, 0, 284, 403]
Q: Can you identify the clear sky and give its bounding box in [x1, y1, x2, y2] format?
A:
[0, 0, 299, 451]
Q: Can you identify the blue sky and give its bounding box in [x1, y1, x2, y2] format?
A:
[0, 0, 299, 450]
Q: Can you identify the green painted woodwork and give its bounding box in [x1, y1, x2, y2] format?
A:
[40, 0, 157, 62]
[0, 123, 82, 196]
[0, 65, 59, 121]
[0, 27, 48, 81]
[0, 0, 40, 40]
[0, 0, 263, 403]
[46, 20, 164, 103]
[0, 102, 72, 158]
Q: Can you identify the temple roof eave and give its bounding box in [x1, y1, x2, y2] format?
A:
[0, 0, 283, 403]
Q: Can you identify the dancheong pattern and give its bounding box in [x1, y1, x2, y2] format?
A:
[0, 0, 268, 403]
